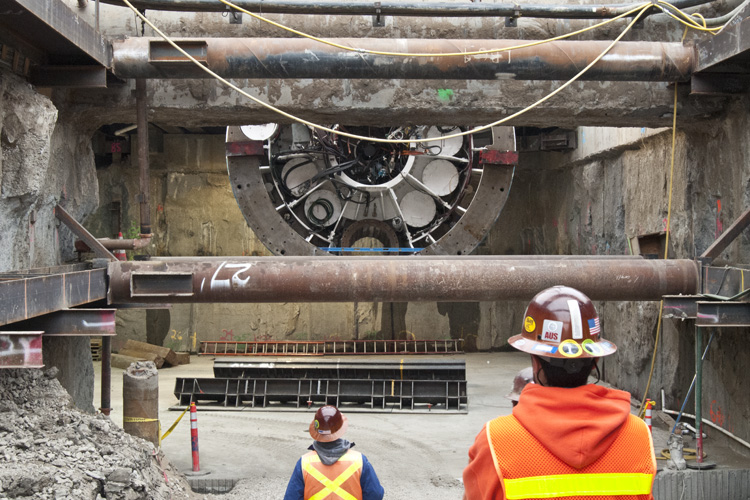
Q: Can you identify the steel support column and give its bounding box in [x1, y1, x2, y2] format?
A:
[112, 38, 693, 82]
[107, 256, 699, 303]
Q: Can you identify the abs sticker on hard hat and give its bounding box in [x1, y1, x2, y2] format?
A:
[524, 316, 536, 333]
[559, 339, 582, 358]
[513, 339, 527, 348]
[540, 319, 564, 343]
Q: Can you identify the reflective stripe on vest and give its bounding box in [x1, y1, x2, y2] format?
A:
[487, 414, 656, 499]
[302, 450, 363, 500]
[503, 472, 654, 499]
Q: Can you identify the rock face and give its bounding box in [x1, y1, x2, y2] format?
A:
[0, 368, 197, 500]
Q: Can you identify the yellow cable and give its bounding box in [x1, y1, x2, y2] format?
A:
[122, 0, 651, 145]
[638, 82, 679, 418]
[655, 1, 722, 33]
[220, 0, 649, 58]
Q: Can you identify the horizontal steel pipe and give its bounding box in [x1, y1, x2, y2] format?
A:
[104, 0, 710, 18]
[112, 38, 693, 82]
[107, 256, 699, 303]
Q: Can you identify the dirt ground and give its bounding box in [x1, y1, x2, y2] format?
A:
[92, 352, 750, 499]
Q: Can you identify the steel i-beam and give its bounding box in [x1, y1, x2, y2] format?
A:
[107, 256, 699, 303]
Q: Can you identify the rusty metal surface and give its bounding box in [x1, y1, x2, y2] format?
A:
[696, 301, 750, 327]
[0, 0, 112, 67]
[479, 150, 519, 165]
[420, 164, 514, 256]
[55, 205, 117, 261]
[136, 79, 152, 235]
[663, 295, 699, 320]
[0, 267, 108, 327]
[0, 309, 116, 336]
[113, 38, 694, 82]
[107, 256, 699, 303]
[701, 206, 750, 261]
[694, 1, 750, 74]
[0, 332, 43, 368]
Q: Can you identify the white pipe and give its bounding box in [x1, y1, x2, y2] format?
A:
[663, 408, 750, 451]
[114, 124, 137, 137]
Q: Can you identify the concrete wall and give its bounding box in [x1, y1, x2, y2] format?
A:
[0, 69, 98, 411]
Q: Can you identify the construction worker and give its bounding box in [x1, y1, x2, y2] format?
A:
[505, 367, 533, 407]
[284, 405, 384, 500]
[463, 285, 656, 500]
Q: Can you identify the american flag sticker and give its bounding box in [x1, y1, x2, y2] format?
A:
[588, 318, 601, 336]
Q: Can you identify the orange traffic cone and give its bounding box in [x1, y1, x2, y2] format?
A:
[114, 232, 127, 261]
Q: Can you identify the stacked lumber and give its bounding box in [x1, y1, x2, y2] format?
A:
[111, 340, 191, 370]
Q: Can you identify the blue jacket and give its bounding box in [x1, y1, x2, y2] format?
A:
[284, 444, 384, 500]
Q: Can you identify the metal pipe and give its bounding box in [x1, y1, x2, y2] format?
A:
[136, 79, 152, 235]
[101, 0, 712, 18]
[98, 237, 153, 250]
[663, 409, 750, 451]
[113, 38, 694, 82]
[106, 256, 699, 304]
[695, 325, 704, 463]
[101, 336, 111, 416]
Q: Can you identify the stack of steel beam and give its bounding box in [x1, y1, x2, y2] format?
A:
[173, 358, 467, 413]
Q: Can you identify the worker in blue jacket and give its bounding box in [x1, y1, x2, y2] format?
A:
[284, 405, 385, 500]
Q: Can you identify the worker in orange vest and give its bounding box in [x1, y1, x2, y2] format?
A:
[284, 405, 384, 500]
[463, 285, 656, 500]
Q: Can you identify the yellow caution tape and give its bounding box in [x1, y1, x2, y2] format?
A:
[657, 448, 706, 461]
[124, 416, 158, 423]
[160, 406, 190, 442]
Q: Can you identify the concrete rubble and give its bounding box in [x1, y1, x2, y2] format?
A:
[0, 367, 198, 500]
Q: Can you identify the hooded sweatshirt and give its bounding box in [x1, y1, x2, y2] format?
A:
[463, 383, 654, 500]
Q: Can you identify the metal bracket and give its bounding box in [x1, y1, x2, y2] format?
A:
[373, 2, 385, 27]
[506, 6, 520, 27]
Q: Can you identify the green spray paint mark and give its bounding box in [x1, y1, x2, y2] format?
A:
[437, 89, 454, 102]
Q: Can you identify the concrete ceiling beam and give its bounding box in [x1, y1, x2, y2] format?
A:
[62, 78, 729, 129]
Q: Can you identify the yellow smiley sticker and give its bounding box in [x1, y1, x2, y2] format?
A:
[524, 316, 536, 333]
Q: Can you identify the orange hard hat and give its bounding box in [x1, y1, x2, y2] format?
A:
[508, 285, 616, 359]
[309, 405, 349, 442]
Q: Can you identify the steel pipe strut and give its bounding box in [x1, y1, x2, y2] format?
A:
[103, 0, 711, 18]
[112, 38, 693, 82]
[107, 256, 699, 304]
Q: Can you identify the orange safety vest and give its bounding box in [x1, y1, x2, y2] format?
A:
[301, 449, 363, 500]
[487, 414, 656, 499]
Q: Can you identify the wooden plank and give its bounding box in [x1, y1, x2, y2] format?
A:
[175, 352, 191, 365]
[124, 339, 178, 366]
[112, 353, 147, 370]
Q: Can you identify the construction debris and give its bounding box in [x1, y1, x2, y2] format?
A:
[0, 367, 198, 499]
[122, 340, 180, 367]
